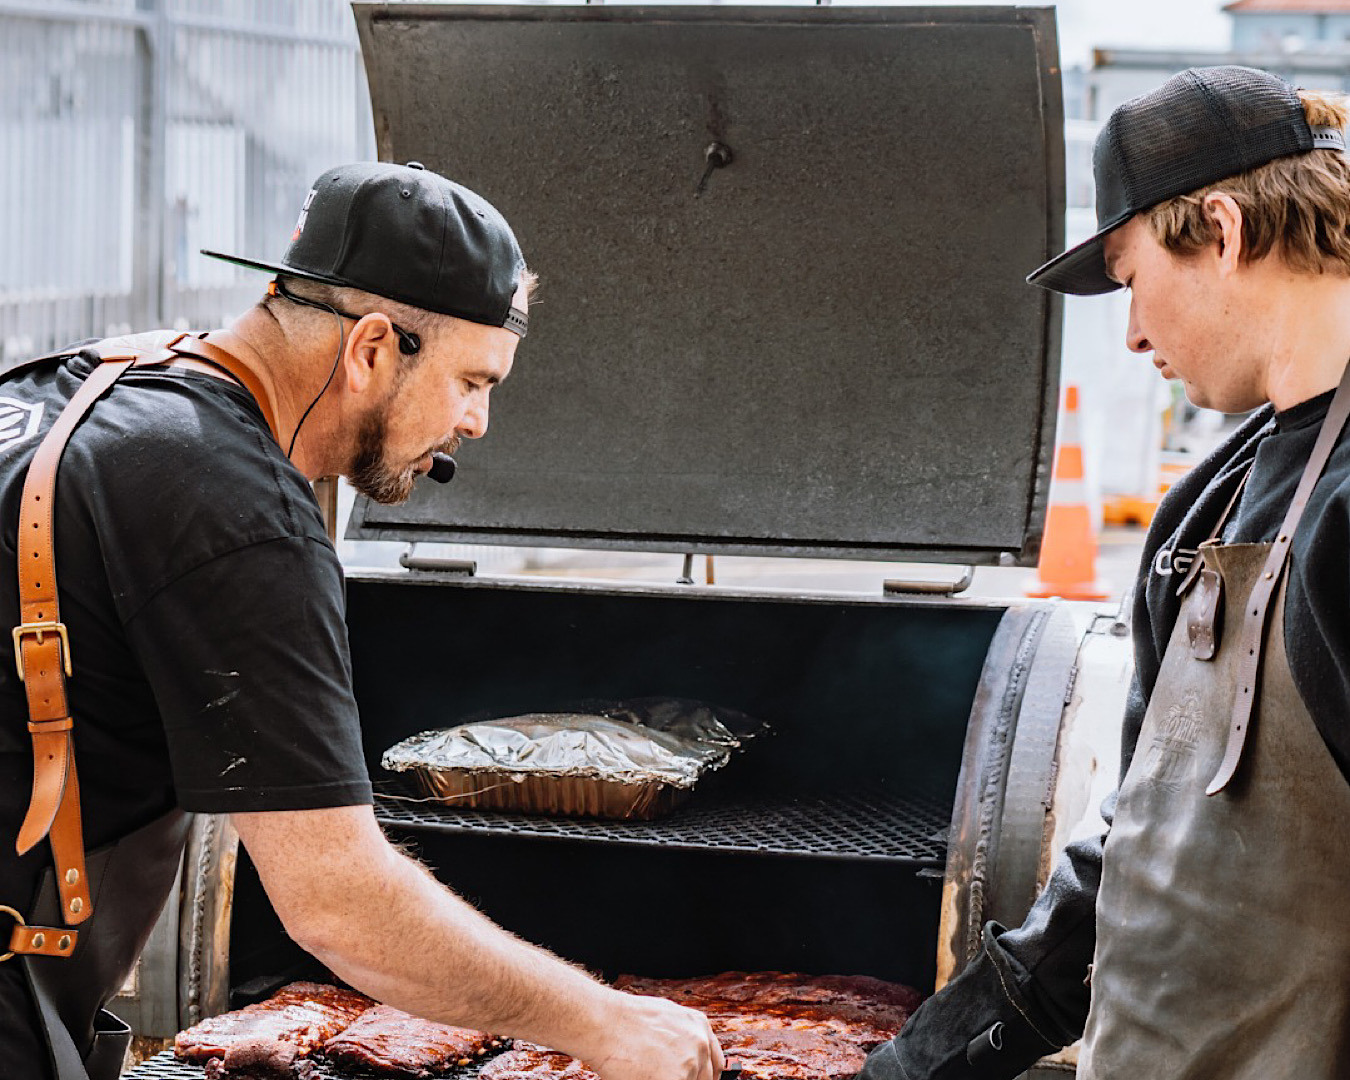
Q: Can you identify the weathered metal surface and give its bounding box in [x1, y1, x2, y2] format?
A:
[348, 5, 1065, 566]
[937, 604, 1051, 988]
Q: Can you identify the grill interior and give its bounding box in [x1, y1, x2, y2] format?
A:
[219, 580, 1006, 1015]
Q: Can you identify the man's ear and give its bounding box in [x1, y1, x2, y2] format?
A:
[342, 314, 400, 397]
[1203, 192, 1245, 276]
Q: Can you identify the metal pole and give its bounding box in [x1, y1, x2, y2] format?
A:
[133, 0, 168, 333]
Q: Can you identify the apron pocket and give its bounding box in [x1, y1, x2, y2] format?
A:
[83, 1008, 131, 1080]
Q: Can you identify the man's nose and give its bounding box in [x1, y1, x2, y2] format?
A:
[1125, 302, 1151, 354]
[456, 396, 489, 440]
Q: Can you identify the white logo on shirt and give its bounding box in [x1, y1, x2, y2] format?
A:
[0, 397, 44, 451]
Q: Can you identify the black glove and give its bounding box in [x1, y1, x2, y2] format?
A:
[857, 924, 1062, 1080]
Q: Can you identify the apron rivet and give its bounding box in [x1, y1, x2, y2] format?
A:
[30, 933, 44, 949]
[57, 935, 70, 950]
[68, 897, 82, 915]
[1264, 571, 1274, 579]
[64, 869, 78, 885]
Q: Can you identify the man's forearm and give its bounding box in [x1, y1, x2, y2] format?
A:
[232, 807, 619, 1063]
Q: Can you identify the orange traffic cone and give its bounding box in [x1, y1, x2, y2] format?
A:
[1027, 385, 1109, 601]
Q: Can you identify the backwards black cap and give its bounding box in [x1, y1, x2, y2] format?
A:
[1029, 66, 1346, 296]
[204, 161, 528, 337]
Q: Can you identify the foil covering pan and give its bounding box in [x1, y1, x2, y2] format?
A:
[382, 706, 761, 821]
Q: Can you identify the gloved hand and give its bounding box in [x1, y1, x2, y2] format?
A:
[858, 925, 1061, 1080]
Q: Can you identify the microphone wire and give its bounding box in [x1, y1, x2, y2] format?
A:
[286, 304, 348, 462]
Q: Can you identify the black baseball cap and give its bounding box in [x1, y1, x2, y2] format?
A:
[1029, 66, 1347, 296]
[204, 161, 528, 337]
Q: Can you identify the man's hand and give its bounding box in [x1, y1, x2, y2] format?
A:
[582, 991, 725, 1080]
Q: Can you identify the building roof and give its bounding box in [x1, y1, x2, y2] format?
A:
[1224, 0, 1350, 12]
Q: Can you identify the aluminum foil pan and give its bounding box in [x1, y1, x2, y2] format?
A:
[382, 714, 737, 820]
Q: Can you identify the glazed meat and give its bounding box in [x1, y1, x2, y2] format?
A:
[480, 1046, 601, 1080]
[698, 1001, 902, 1049]
[716, 1029, 869, 1080]
[322, 1004, 507, 1078]
[613, 972, 922, 1017]
[174, 981, 374, 1077]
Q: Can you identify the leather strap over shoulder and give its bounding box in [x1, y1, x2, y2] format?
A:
[1208, 361, 1350, 794]
[168, 334, 280, 443]
[9, 334, 186, 950]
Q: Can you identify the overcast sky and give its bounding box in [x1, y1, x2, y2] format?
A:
[901, 1, 1233, 69]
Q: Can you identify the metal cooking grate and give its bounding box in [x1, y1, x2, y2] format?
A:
[124, 1052, 332, 1078]
[374, 785, 951, 865]
[125, 1050, 496, 1079]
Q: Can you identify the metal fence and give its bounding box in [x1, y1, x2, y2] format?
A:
[0, 0, 373, 364]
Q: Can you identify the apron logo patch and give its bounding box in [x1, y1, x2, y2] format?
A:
[0, 397, 45, 451]
[1141, 689, 1204, 790]
[1154, 545, 1199, 579]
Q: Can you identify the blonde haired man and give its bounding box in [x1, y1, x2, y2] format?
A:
[861, 66, 1350, 1079]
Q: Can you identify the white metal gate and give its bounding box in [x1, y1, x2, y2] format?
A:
[0, 0, 373, 366]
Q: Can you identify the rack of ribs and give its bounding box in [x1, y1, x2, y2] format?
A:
[611, 971, 924, 1080]
[173, 981, 374, 1078]
[612, 972, 922, 1017]
[480, 1045, 602, 1080]
[696, 1001, 901, 1049]
[321, 1004, 510, 1078]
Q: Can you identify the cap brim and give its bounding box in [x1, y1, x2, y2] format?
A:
[200, 249, 354, 291]
[1026, 216, 1130, 296]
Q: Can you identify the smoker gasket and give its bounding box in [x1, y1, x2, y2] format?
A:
[373, 784, 951, 865]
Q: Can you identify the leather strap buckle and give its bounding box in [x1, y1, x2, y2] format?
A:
[12, 621, 71, 681]
[0, 904, 24, 962]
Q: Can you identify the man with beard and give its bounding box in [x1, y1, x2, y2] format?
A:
[0, 162, 724, 1080]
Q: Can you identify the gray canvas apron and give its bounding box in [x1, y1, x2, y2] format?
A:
[1079, 377, 1350, 1078]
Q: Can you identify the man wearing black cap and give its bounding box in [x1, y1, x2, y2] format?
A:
[860, 66, 1350, 1079]
[0, 162, 723, 1080]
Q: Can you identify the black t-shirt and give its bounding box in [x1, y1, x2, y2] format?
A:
[0, 341, 372, 1075]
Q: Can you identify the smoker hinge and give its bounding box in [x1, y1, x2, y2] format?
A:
[883, 566, 974, 597]
[677, 553, 716, 586]
[399, 543, 477, 576]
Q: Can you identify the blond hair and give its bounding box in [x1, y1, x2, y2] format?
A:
[1144, 89, 1350, 275]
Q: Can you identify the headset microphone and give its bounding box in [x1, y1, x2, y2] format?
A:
[428, 453, 457, 483]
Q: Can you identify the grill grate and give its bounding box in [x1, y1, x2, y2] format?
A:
[126, 1050, 498, 1079]
[374, 784, 951, 865]
[125, 1052, 336, 1078]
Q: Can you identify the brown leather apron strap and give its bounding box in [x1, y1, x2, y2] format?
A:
[168, 334, 281, 443]
[9, 337, 184, 949]
[1208, 360, 1350, 795]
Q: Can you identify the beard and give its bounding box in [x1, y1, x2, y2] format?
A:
[349, 403, 461, 505]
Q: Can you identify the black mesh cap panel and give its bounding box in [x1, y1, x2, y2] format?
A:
[1029, 65, 1324, 295]
[1114, 67, 1310, 220]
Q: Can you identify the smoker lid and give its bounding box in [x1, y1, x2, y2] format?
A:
[347, 5, 1064, 566]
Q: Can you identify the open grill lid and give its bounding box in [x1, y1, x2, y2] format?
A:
[348, 5, 1064, 566]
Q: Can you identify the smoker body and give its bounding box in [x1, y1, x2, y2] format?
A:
[124, 572, 1128, 1080]
[117, 7, 1128, 1079]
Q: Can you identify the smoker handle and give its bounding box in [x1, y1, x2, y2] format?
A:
[883, 566, 975, 596]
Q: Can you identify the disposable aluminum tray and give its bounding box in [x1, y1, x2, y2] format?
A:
[374, 784, 951, 866]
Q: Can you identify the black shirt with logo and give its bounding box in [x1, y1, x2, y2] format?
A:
[865, 388, 1350, 1079]
[0, 345, 372, 1075]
